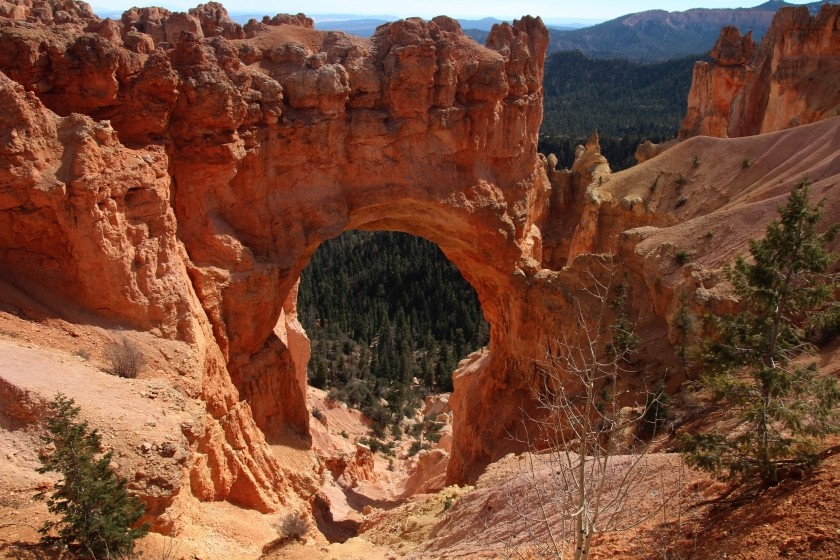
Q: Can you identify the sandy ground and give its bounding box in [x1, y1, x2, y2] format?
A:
[0, 309, 410, 560]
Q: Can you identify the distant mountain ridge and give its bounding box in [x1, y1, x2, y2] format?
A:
[546, 0, 837, 61]
[299, 15, 580, 38]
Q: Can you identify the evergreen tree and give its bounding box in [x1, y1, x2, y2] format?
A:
[310, 355, 329, 389]
[681, 180, 840, 489]
[436, 346, 455, 392]
[37, 394, 148, 558]
[605, 279, 639, 362]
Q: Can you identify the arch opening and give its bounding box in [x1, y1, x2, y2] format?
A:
[299, 229, 489, 435]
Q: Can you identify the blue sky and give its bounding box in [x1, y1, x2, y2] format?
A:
[90, 1, 815, 22]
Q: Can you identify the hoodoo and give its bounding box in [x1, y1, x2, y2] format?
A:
[680, 4, 840, 138]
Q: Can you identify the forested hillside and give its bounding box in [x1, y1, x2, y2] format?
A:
[540, 50, 701, 169]
[299, 231, 488, 434]
[546, 2, 838, 61]
[546, 3, 776, 61]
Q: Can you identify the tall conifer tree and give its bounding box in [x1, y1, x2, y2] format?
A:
[37, 394, 148, 558]
[682, 180, 840, 488]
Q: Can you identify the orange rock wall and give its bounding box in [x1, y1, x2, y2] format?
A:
[0, 69, 312, 513]
[0, 1, 560, 498]
[680, 4, 840, 138]
[4, 0, 838, 515]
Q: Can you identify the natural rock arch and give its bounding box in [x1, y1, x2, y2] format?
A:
[0, 4, 609, 507]
[4, 2, 840, 516]
[163, 15, 557, 484]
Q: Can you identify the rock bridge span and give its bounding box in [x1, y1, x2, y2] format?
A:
[0, 3, 605, 509]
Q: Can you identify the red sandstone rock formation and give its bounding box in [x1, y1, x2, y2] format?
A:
[680, 4, 840, 138]
[0, 0, 552, 503]
[3, 2, 837, 531]
[0, 0, 96, 25]
[188, 2, 244, 40]
[0, 68, 312, 515]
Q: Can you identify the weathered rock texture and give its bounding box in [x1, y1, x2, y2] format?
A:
[0, 0, 97, 25]
[0, 338, 202, 532]
[0, 0, 557, 498]
[680, 4, 840, 138]
[2, 0, 839, 526]
[0, 67, 316, 514]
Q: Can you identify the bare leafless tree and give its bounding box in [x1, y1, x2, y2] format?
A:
[488, 257, 677, 559]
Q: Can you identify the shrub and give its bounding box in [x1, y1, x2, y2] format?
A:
[326, 387, 342, 405]
[443, 493, 456, 511]
[311, 407, 325, 422]
[674, 249, 691, 265]
[390, 423, 403, 439]
[407, 422, 423, 437]
[106, 335, 144, 378]
[275, 512, 307, 541]
[37, 394, 148, 557]
[672, 292, 697, 374]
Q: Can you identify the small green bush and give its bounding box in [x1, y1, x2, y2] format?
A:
[443, 493, 456, 512]
[275, 512, 307, 541]
[37, 394, 148, 557]
[407, 422, 423, 437]
[408, 440, 422, 456]
[390, 423, 403, 439]
[640, 382, 670, 439]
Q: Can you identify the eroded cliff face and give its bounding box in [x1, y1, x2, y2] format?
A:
[2, 1, 839, 530]
[680, 4, 840, 138]
[0, 67, 314, 515]
[0, 0, 560, 502]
